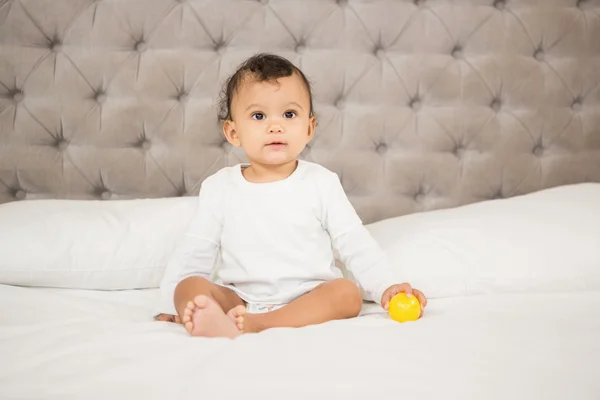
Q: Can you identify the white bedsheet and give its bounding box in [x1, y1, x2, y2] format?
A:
[1, 284, 599, 400]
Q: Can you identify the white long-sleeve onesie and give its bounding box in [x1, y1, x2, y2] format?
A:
[157, 160, 399, 315]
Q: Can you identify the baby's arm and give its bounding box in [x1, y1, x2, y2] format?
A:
[332, 226, 397, 304]
[321, 172, 397, 304]
[156, 176, 224, 318]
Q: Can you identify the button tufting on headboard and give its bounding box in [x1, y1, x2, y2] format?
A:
[139, 139, 151, 151]
[451, 45, 463, 59]
[176, 90, 188, 103]
[11, 89, 24, 103]
[135, 40, 147, 53]
[215, 42, 227, 55]
[375, 143, 388, 155]
[295, 42, 306, 55]
[410, 97, 422, 111]
[492, 190, 504, 200]
[533, 144, 545, 157]
[49, 40, 62, 53]
[94, 90, 107, 104]
[577, 0, 589, 9]
[56, 139, 69, 151]
[453, 145, 466, 159]
[413, 189, 426, 203]
[534, 48, 545, 61]
[490, 99, 502, 112]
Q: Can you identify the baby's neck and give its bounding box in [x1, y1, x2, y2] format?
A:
[242, 160, 298, 183]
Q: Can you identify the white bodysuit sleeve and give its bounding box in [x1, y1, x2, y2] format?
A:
[156, 176, 223, 315]
[322, 173, 399, 304]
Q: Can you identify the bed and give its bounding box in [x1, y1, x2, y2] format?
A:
[1, 0, 599, 399]
[2, 285, 599, 399]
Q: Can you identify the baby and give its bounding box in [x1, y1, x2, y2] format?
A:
[155, 53, 427, 337]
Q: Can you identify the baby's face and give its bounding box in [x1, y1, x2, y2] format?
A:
[224, 73, 315, 166]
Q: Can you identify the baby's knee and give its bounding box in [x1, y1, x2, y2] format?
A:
[176, 276, 211, 289]
[173, 276, 214, 313]
[335, 278, 362, 317]
[174, 276, 213, 298]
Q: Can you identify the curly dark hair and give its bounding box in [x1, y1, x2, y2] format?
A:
[217, 53, 315, 122]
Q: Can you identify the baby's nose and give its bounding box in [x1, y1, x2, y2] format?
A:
[268, 122, 283, 133]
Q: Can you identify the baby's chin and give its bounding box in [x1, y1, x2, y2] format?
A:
[251, 151, 300, 166]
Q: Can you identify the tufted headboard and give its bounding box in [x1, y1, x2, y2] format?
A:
[1, 0, 599, 223]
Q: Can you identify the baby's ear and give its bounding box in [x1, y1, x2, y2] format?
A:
[307, 115, 317, 141]
[223, 120, 241, 147]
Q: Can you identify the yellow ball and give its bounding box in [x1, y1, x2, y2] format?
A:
[388, 293, 421, 323]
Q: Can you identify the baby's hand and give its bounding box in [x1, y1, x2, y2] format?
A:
[381, 283, 428, 317]
[154, 313, 181, 323]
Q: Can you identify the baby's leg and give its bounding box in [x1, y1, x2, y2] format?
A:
[230, 278, 362, 333]
[174, 277, 244, 338]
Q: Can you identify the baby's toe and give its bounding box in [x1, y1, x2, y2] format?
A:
[184, 321, 193, 334]
[230, 305, 246, 318]
[193, 295, 209, 308]
[236, 319, 244, 332]
[226, 305, 246, 332]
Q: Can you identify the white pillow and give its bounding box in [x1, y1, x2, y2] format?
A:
[0, 197, 197, 290]
[365, 183, 600, 299]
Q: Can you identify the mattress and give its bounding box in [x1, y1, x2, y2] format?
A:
[1, 284, 598, 400]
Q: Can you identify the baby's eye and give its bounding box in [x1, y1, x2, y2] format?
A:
[283, 111, 296, 119]
[251, 113, 265, 120]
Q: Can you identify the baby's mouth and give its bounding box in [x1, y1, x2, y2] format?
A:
[266, 141, 287, 147]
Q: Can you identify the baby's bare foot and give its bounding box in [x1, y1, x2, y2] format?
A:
[181, 295, 240, 338]
[227, 305, 247, 332]
[227, 307, 264, 333]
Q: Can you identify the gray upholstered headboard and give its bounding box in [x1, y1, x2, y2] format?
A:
[1, 0, 599, 223]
